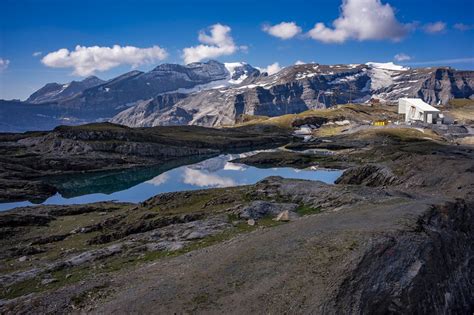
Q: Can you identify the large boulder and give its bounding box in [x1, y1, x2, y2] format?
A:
[236, 201, 298, 220]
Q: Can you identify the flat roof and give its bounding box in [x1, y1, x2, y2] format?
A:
[401, 98, 440, 112]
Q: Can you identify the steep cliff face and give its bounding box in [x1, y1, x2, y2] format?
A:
[329, 199, 474, 314]
[110, 93, 189, 127]
[112, 62, 474, 128]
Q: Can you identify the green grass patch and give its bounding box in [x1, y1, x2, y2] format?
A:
[296, 205, 322, 216]
[0, 266, 91, 300]
[448, 98, 474, 108]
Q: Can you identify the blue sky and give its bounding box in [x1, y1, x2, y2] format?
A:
[1, 0, 473, 100]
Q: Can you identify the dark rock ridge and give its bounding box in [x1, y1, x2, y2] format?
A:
[329, 199, 473, 314]
[0, 122, 291, 202]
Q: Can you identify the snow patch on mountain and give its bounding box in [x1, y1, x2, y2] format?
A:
[224, 62, 249, 84]
[367, 68, 394, 91]
[366, 62, 409, 71]
[160, 62, 258, 95]
[365, 62, 408, 92]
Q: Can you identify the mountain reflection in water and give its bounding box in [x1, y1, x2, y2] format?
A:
[0, 150, 342, 211]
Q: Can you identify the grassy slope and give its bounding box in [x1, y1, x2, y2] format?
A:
[235, 104, 399, 129]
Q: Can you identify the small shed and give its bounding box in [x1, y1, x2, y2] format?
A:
[373, 120, 388, 126]
[398, 98, 440, 124]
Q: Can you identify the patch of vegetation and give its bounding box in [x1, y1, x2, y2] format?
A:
[447, 98, 474, 108]
[296, 205, 322, 216]
[103, 215, 285, 272]
[191, 292, 210, 305]
[235, 103, 398, 129]
[1, 277, 42, 300]
[313, 125, 347, 137]
[1, 266, 91, 300]
[355, 127, 442, 142]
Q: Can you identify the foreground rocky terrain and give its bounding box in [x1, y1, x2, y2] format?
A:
[0, 116, 473, 313]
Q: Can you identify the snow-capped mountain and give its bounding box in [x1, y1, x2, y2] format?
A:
[1, 60, 473, 132]
[111, 61, 474, 128]
[0, 61, 261, 132]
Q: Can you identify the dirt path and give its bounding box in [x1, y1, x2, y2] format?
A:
[89, 198, 435, 314]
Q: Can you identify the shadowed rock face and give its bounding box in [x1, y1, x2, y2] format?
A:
[329, 199, 474, 314]
[26, 76, 105, 104]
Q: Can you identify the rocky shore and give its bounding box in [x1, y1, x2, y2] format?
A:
[0, 121, 473, 313]
[0, 123, 291, 202]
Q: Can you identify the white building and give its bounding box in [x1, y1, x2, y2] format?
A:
[398, 98, 440, 124]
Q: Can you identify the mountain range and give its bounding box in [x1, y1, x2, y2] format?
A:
[1, 60, 473, 132]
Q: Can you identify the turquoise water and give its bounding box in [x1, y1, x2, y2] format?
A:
[0, 151, 342, 211]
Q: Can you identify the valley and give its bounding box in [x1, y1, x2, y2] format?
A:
[0, 102, 473, 313]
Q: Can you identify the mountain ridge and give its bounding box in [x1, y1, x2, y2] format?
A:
[1, 60, 473, 132]
[111, 61, 474, 128]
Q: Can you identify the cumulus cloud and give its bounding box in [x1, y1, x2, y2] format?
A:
[308, 0, 408, 43]
[257, 62, 282, 75]
[262, 22, 302, 39]
[453, 23, 473, 31]
[423, 21, 446, 34]
[146, 173, 170, 186]
[0, 58, 10, 72]
[32, 51, 42, 57]
[394, 53, 411, 62]
[183, 168, 236, 188]
[41, 45, 168, 76]
[182, 24, 243, 64]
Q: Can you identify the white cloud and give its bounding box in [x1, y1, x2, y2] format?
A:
[41, 45, 168, 76]
[394, 53, 411, 62]
[263, 22, 302, 40]
[182, 168, 236, 188]
[453, 23, 473, 31]
[0, 58, 10, 72]
[308, 0, 408, 43]
[295, 60, 306, 65]
[423, 22, 446, 34]
[32, 51, 42, 57]
[146, 173, 169, 186]
[182, 24, 243, 64]
[257, 62, 282, 75]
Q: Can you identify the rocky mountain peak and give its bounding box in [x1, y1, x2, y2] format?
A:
[26, 76, 105, 104]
